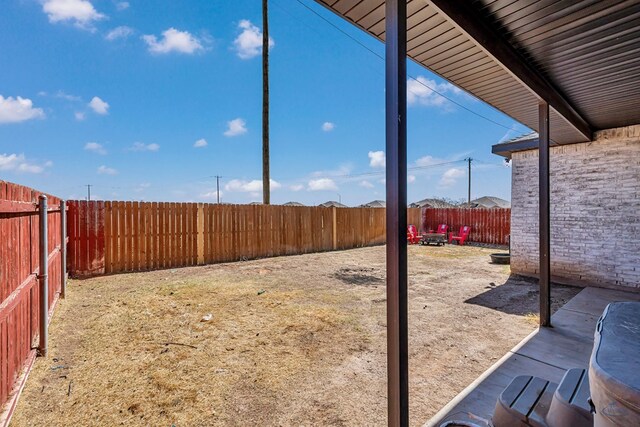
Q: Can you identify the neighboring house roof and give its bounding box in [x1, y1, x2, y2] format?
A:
[465, 196, 511, 209]
[360, 200, 386, 208]
[283, 201, 305, 206]
[492, 132, 560, 159]
[319, 201, 347, 208]
[408, 198, 455, 209]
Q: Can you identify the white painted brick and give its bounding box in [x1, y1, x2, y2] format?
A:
[510, 125, 640, 289]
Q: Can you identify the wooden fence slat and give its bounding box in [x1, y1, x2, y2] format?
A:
[181, 203, 186, 266]
[96, 201, 105, 275]
[132, 202, 139, 271]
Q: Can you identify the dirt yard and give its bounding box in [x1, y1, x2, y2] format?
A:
[11, 244, 579, 426]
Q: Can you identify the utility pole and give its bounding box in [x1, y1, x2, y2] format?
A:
[86, 184, 92, 201]
[467, 158, 472, 205]
[215, 175, 222, 204]
[262, 0, 270, 205]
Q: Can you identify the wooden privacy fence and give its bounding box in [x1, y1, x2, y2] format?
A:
[0, 181, 65, 425]
[68, 201, 423, 278]
[422, 208, 511, 245]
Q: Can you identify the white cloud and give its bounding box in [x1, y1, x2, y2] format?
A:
[84, 142, 107, 155]
[308, 178, 337, 191]
[407, 76, 462, 108]
[115, 1, 129, 11]
[201, 190, 223, 200]
[75, 111, 85, 121]
[55, 90, 81, 101]
[18, 163, 44, 174]
[233, 19, 274, 59]
[42, 0, 105, 28]
[289, 184, 304, 192]
[408, 175, 416, 184]
[0, 153, 48, 174]
[129, 142, 159, 152]
[134, 183, 150, 193]
[359, 180, 374, 189]
[142, 28, 204, 54]
[322, 122, 335, 132]
[0, 96, 45, 124]
[0, 154, 22, 170]
[224, 118, 247, 137]
[106, 26, 134, 41]
[368, 150, 385, 168]
[225, 179, 281, 192]
[415, 155, 442, 167]
[88, 96, 109, 115]
[193, 138, 208, 148]
[439, 168, 465, 188]
[97, 165, 117, 175]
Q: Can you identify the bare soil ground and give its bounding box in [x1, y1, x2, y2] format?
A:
[11, 244, 579, 426]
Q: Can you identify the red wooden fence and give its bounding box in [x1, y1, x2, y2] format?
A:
[421, 208, 511, 245]
[67, 201, 424, 278]
[67, 202, 509, 278]
[0, 181, 65, 425]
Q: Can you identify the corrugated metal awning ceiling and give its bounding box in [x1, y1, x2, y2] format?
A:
[315, 0, 640, 144]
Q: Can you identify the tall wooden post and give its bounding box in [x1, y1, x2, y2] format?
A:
[262, 0, 270, 205]
[386, 0, 409, 425]
[467, 157, 472, 205]
[539, 101, 551, 327]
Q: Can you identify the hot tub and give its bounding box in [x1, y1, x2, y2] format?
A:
[589, 302, 640, 426]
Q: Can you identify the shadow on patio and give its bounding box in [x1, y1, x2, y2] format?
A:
[464, 274, 579, 316]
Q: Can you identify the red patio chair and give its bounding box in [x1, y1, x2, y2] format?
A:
[449, 225, 471, 245]
[407, 225, 420, 244]
[427, 224, 448, 234]
[435, 223, 448, 234]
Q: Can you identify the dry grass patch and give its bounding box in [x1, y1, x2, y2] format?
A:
[11, 244, 580, 426]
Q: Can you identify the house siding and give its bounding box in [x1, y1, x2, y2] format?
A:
[511, 125, 640, 290]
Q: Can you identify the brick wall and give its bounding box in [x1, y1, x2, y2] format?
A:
[511, 125, 640, 290]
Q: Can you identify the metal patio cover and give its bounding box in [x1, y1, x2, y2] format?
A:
[315, 0, 640, 143]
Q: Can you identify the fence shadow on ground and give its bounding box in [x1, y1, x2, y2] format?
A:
[464, 274, 581, 316]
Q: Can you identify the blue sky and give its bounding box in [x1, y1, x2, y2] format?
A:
[0, 0, 529, 205]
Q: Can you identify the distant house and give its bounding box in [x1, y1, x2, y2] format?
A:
[360, 200, 386, 208]
[283, 201, 305, 206]
[319, 201, 347, 208]
[464, 196, 511, 209]
[408, 198, 454, 209]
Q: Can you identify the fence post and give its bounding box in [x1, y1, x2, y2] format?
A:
[197, 203, 205, 265]
[38, 195, 48, 357]
[60, 200, 67, 298]
[332, 207, 337, 250]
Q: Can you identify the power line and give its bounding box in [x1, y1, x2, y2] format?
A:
[291, 0, 518, 132]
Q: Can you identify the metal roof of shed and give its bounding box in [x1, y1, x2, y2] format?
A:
[315, 0, 640, 144]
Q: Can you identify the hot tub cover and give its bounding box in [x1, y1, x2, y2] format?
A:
[589, 302, 640, 426]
